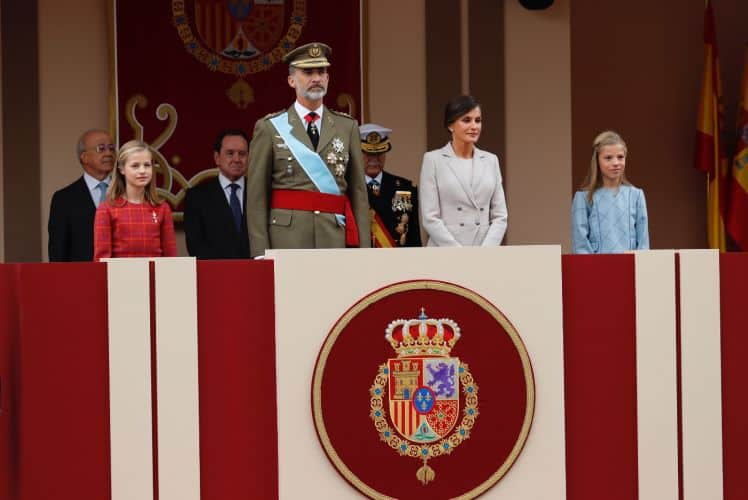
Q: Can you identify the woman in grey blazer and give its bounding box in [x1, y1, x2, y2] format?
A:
[419, 95, 508, 246]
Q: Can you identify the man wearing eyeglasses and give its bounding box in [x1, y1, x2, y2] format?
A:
[48, 129, 116, 261]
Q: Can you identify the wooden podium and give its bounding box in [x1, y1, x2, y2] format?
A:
[0, 248, 746, 499]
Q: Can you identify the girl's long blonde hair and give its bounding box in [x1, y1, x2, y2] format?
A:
[579, 130, 630, 204]
[105, 140, 163, 206]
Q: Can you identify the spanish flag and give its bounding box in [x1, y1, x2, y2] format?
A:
[695, 0, 728, 251]
[726, 46, 748, 250]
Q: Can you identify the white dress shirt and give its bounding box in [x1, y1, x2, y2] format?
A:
[294, 101, 324, 136]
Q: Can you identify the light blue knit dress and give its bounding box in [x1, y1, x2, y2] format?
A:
[571, 185, 649, 254]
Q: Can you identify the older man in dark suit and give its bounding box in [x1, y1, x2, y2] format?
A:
[48, 129, 115, 261]
[360, 124, 421, 247]
[184, 129, 251, 259]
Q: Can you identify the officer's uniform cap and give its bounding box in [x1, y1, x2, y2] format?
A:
[359, 123, 393, 154]
[283, 42, 332, 68]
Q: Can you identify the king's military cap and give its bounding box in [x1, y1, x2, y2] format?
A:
[283, 42, 332, 68]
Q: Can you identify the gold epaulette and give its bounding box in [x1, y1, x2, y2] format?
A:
[261, 109, 285, 120]
[328, 108, 354, 119]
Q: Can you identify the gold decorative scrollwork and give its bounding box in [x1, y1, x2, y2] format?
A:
[124, 93, 218, 220]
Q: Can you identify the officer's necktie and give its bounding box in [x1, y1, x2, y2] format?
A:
[96, 181, 108, 207]
[305, 111, 319, 150]
[229, 183, 242, 232]
[368, 179, 380, 196]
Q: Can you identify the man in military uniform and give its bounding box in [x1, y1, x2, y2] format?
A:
[360, 124, 422, 247]
[246, 42, 370, 257]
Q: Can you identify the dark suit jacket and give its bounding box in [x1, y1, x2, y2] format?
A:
[48, 176, 96, 261]
[184, 177, 250, 259]
[368, 171, 422, 247]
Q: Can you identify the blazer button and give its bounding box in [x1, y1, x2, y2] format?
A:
[457, 207, 462, 211]
[314, 210, 320, 215]
[480, 207, 484, 211]
[475, 222, 480, 226]
[459, 223, 464, 227]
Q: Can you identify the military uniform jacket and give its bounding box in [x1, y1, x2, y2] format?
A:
[368, 171, 422, 247]
[246, 104, 371, 257]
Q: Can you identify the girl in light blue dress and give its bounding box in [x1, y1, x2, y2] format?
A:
[571, 131, 649, 254]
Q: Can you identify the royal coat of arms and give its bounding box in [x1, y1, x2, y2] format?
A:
[172, 0, 307, 108]
[370, 309, 479, 485]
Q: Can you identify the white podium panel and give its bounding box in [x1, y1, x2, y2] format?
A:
[268, 246, 566, 499]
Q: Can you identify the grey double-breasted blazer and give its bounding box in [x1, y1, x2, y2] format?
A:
[419, 143, 507, 246]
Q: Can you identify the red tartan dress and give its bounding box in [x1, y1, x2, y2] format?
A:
[93, 197, 177, 260]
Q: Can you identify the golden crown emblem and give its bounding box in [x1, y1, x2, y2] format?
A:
[384, 308, 461, 358]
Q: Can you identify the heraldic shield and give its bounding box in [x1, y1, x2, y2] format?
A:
[372, 310, 479, 485]
[312, 280, 535, 500]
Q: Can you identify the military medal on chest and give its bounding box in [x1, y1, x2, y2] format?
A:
[327, 137, 347, 178]
[391, 190, 414, 245]
[370, 308, 479, 485]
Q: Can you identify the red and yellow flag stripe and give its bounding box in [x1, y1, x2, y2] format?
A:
[370, 209, 396, 248]
[695, 0, 728, 251]
[726, 46, 748, 250]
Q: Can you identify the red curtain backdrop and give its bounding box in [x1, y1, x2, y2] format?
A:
[112, 0, 362, 214]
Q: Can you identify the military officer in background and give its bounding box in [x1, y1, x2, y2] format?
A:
[246, 42, 370, 257]
[360, 124, 421, 247]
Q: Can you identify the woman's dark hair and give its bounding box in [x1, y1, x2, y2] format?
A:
[444, 95, 480, 129]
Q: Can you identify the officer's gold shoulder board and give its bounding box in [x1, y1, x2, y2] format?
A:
[328, 108, 354, 120]
[262, 109, 285, 120]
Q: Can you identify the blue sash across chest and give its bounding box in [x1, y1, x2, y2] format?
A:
[269, 112, 345, 226]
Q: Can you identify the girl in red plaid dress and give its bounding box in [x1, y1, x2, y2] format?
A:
[94, 140, 177, 260]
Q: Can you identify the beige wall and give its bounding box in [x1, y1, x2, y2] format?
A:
[504, 0, 572, 250]
[38, 0, 110, 261]
[364, 0, 426, 182]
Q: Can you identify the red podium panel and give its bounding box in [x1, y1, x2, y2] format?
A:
[196, 260, 277, 500]
[720, 253, 748, 499]
[0, 265, 20, 500]
[17, 263, 111, 500]
[562, 255, 639, 500]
